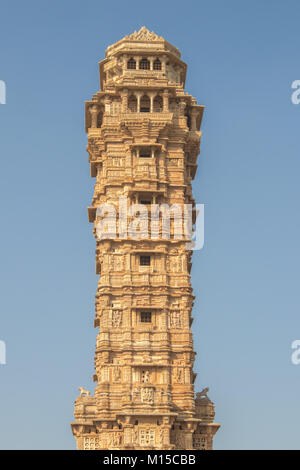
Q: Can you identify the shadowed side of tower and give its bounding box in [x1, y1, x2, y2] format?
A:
[71, 26, 220, 450]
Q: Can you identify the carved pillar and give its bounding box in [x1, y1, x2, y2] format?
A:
[163, 90, 169, 112]
[135, 92, 142, 112]
[149, 92, 155, 113]
[137, 56, 143, 71]
[191, 108, 197, 131]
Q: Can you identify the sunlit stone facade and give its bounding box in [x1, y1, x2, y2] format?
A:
[71, 27, 220, 450]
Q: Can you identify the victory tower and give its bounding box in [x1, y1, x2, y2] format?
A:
[71, 27, 220, 450]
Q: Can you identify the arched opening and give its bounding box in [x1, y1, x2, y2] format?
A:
[97, 111, 103, 128]
[140, 94, 150, 112]
[128, 95, 137, 112]
[139, 58, 150, 70]
[127, 58, 136, 70]
[153, 58, 161, 70]
[153, 95, 163, 112]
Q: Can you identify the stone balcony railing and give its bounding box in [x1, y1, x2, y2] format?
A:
[87, 111, 174, 134]
[119, 111, 173, 121]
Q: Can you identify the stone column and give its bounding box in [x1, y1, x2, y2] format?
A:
[191, 108, 197, 131]
[135, 56, 141, 70]
[149, 92, 155, 113]
[163, 90, 169, 112]
[135, 92, 142, 112]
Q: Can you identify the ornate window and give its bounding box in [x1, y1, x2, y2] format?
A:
[139, 58, 150, 70]
[153, 95, 163, 112]
[140, 311, 152, 323]
[193, 435, 207, 450]
[140, 94, 150, 112]
[83, 437, 100, 450]
[127, 58, 136, 69]
[153, 58, 161, 70]
[140, 429, 155, 446]
[140, 255, 150, 266]
[128, 95, 137, 112]
[141, 370, 150, 382]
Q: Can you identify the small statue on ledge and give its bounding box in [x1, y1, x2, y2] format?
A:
[78, 387, 91, 397]
[197, 387, 210, 400]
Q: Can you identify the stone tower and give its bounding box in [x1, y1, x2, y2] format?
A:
[71, 27, 220, 450]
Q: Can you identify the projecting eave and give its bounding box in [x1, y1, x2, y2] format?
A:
[85, 96, 101, 132]
[99, 57, 109, 91]
[105, 33, 181, 59]
[194, 105, 204, 130]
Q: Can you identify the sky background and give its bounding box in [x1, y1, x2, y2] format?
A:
[0, 0, 300, 450]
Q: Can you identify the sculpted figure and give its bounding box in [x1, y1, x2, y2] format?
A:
[78, 387, 90, 397]
[197, 387, 209, 399]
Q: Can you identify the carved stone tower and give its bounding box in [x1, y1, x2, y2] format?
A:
[71, 27, 220, 450]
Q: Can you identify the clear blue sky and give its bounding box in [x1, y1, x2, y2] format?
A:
[0, 0, 300, 450]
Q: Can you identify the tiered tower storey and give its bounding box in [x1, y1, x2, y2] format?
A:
[71, 27, 220, 450]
